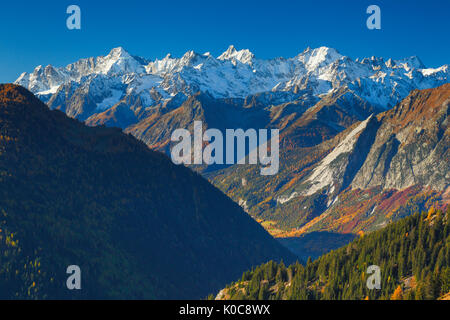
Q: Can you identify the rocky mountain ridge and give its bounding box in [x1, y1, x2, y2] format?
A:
[15, 46, 449, 125]
[209, 84, 449, 236]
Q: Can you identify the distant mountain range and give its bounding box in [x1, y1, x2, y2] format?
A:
[15, 46, 448, 127]
[0, 84, 295, 299]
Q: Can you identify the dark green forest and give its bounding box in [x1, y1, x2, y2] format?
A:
[217, 207, 449, 300]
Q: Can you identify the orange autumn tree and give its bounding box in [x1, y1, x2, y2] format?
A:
[391, 285, 403, 300]
[426, 207, 436, 220]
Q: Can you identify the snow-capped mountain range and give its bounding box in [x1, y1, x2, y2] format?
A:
[15, 46, 449, 120]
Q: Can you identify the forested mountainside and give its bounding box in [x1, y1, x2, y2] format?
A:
[0, 84, 295, 299]
[278, 232, 356, 261]
[209, 84, 449, 237]
[215, 207, 450, 300]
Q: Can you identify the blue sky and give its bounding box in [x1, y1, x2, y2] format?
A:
[0, 0, 448, 83]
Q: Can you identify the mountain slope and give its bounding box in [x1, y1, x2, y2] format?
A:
[216, 207, 450, 300]
[209, 84, 449, 236]
[0, 84, 295, 299]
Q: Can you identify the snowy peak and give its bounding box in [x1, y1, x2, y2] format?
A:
[106, 46, 132, 58]
[219, 45, 238, 58]
[180, 50, 202, 66]
[394, 56, 425, 70]
[299, 46, 343, 71]
[218, 45, 255, 65]
[97, 46, 145, 75]
[146, 50, 206, 76]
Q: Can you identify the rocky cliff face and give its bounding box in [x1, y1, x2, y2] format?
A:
[209, 84, 449, 236]
[352, 85, 449, 191]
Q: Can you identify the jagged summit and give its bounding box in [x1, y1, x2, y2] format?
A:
[218, 44, 238, 58]
[14, 46, 449, 122]
[395, 55, 425, 69]
[298, 46, 343, 71]
[107, 46, 131, 58]
[218, 45, 255, 65]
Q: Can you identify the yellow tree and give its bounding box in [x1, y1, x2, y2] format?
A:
[426, 207, 435, 220]
[391, 285, 403, 300]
